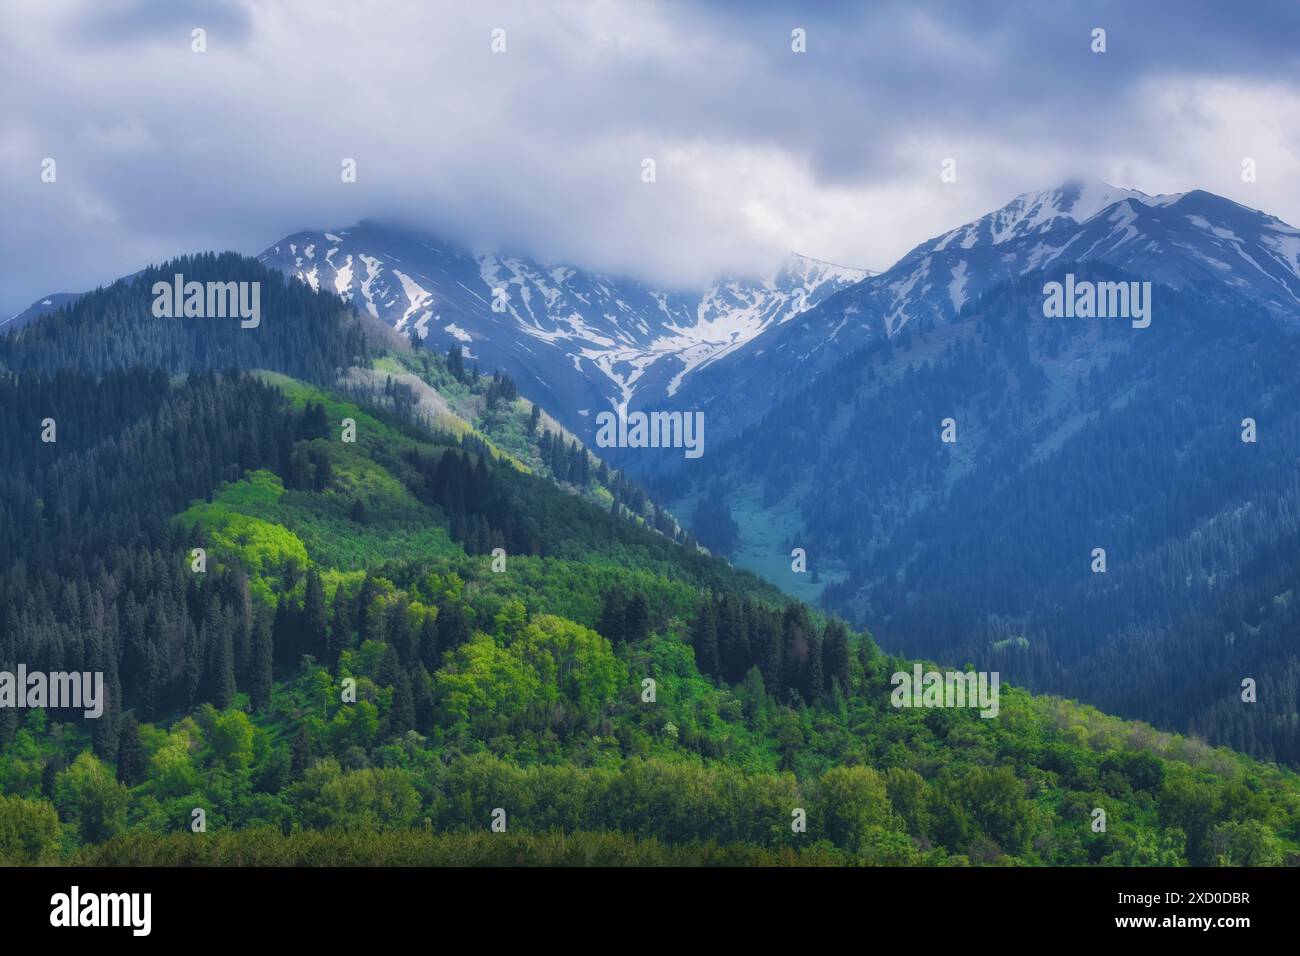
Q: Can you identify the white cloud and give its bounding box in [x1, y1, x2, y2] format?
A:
[1, 0, 1297, 314]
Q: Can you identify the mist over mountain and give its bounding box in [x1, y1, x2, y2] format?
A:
[256, 222, 868, 448]
[664, 180, 1300, 446]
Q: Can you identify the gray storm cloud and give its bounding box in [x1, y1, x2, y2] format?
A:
[2, 0, 1298, 317]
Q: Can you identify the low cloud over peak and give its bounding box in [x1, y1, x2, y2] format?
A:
[3, 0, 1298, 315]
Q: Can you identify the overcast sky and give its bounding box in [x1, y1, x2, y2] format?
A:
[3, 0, 1299, 316]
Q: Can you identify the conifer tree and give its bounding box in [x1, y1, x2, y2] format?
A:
[210, 612, 237, 709]
[805, 632, 825, 702]
[597, 589, 627, 644]
[390, 671, 416, 735]
[250, 605, 274, 713]
[418, 610, 439, 670]
[302, 568, 328, 663]
[271, 596, 297, 669]
[328, 583, 351, 665]
[718, 595, 750, 683]
[412, 664, 435, 730]
[823, 620, 853, 696]
[691, 600, 720, 677]
[447, 345, 465, 381]
[290, 725, 313, 780]
[436, 603, 471, 656]
[0, 704, 17, 747]
[388, 595, 414, 663]
[623, 592, 651, 644]
[355, 574, 384, 645]
[116, 717, 148, 786]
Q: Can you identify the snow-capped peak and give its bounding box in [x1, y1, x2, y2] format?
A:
[258, 222, 871, 434]
[933, 179, 1185, 253]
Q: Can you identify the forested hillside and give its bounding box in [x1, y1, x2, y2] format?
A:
[663, 264, 1300, 766]
[0, 253, 369, 383]
[2, 256, 1299, 867]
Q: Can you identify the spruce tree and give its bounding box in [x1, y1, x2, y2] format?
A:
[0, 703, 17, 747]
[418, 610, 439, 670]
[390, 670, 416, 735]
[437, 603, 471, 655]
[290, 725, 313, 780]
[271, 596, 297, 669]
[302, 568, 328, 663]
[182, 613, 202, 706]
[40, 758, 59, 800]
[355, 574, 384, 645]
[388, 595, 414, 662]
[691, 600, 721, 677]
[376, 646, 402, 688]
[596, 589, 627, 644]
[623, 593, 651, 644]
[212, 619, 237, 710]
[250, 605, 274, 713]
[718, 595, 750, 684]
[805, 633, 825, 702]
[116, 717, 148, 786]
[88, 641, 123, 761]
[412, 663, 435, 730]
[328, 583, 351, 665]
[823, 620, 853, 696]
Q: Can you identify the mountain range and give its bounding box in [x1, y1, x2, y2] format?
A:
[5, 248, 1299, 868]
[256, 223, 868, 447]
[6, 181, 1300, 867]
[10, 179, 1300, 764]
[665, 180, 1300, 446]
[23, 178, 1299, 460]
[649, 183, 1300, 765]
[243, 180, 1299, 455]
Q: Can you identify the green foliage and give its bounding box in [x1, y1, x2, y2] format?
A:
[293, 761, 421, 832]
[177, 503, 308, 602]
[511, 614, 624, 714]
[0, 793, 61, 863]
[434, 634, 543, 729]
[72, 828, 848, 866]
[811, 766, 891, 853]
[208, 709, 257, 772]
[56, 753, 130, 845]
[3, 323, 1299, 867]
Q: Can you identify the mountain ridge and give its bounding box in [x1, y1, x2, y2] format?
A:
[665, 180, 1300, 446]
[4, 226, 1300, 868]
[255, 222, 870, 447]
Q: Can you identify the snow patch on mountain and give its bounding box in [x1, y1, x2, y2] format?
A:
[259, 224, 871, 421]
[661, 180, 1300, 448]
[932, 181, 1183, 255]
[391, 270, 432, 331]
[333, 255, 353, 298]
[948, 260, 969, 312]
